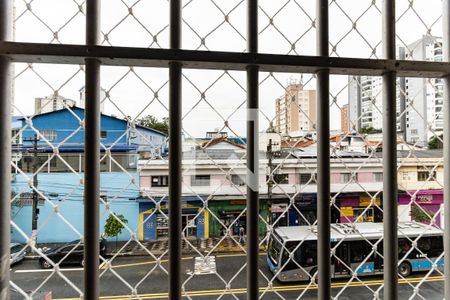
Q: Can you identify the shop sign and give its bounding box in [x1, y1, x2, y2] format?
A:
[359, 196, 380, 206]
[271, 204, 288, 213]
[340, 207, 353, 217]
[230, 200, 246, 205]
[416, 194, 433, 204]
[17, 193, 45, 206]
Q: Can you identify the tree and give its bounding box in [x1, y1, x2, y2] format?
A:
[428, 134, 443, 149]
[137, 115, 169, 134]
[360, 127, 382, 134]
[104, 214, 128, 250]
[411, 204, 434, 223]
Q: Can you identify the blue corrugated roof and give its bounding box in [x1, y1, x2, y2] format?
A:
[14, 107, 167, 137]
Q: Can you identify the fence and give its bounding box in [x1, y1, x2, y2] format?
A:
[1, 0, 450, 299]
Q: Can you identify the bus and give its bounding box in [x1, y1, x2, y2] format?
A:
[267, 222, 444, 282]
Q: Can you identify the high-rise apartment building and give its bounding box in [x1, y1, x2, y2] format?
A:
[348, 75, 392, 129]
[405, 36, 443, 144]
[35, 94, 76, 114]
[341, 104, 349, 134]
[275, 83, 316, 136]
[347, 35, 442, 147]
[79, 86, 106, 113]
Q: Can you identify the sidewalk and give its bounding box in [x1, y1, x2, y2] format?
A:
[26, 237, 267, 259]
[109, 236, 267, 256]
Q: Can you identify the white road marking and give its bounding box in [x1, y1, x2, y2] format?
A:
[15, 268, 83, 273]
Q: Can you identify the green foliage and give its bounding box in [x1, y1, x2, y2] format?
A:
[104, 214, 128, 238]
[428, 135, 443, 149]
[359, 127, 382, 134]
[137, 115, 169, 135]
[411, 205, 434, 222]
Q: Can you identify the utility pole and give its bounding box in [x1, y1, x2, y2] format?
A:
[23, 134, 40, 247]
[267, 138, 273, 207]
[266, 122, 279, 226]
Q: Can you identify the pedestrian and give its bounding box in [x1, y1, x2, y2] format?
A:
[228, 226, 233, 237]
[238, 226, 245, 244]
[100, 232, 108, 257]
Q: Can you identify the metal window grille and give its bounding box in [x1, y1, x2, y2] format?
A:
[0, 0, 450, 300]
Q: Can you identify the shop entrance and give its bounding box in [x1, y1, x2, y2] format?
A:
[155, 212, 198, 239]
[182, 214, 197, 238]
[270, 203, 288, 227]
[219, 211, 246, 236]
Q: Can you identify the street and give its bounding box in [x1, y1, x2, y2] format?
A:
[10, 253, 445, 299]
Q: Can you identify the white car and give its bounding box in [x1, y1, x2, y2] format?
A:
[10, 243, 27, 265]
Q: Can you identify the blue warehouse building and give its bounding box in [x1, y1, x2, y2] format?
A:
[11, 107, 167, 243]
[17, 107, 167, 156]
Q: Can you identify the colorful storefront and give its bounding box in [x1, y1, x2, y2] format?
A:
[280, 195, 340, 226]
[268, 195, 343, 227]
[398, 190, 443, 227]
[139, 198, 208, 240]
[287, 196, 319, 226]
[338, 195, 382, 223]
[208, 199, 269, 237]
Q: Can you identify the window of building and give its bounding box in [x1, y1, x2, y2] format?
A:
[191, 175, 210, 186]
[271, 173, 289, 184]
[401, 172, 409, 181]
[100, 194, 108, 202]
[50, 157, 58, 168]
[299, 173, 313, 184]
[41, 130, 57, 141]
[417, 169, 436, 181]
[231, 174, 245, 186]
[11, 129, 20, 145]
[374, 172, 383, 182]
[152, 175, 169, 187]
[341, 173, 351, 183]
[101, 130, 108, 139]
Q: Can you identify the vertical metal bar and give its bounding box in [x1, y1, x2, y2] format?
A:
[443, 1, 450, 299]
[169, 0, 182, 299]
[398, 48, 407, 142]
[316, 0, 330, 299]
[168, 63, 182, 300]
[246, 67, 259, 300]
[382, 0, 397, 299]
[31, 135, 39, 244]
[247, 0, 259, 299]
[0, 0, 12, 298]
[84, 0, 101, 299]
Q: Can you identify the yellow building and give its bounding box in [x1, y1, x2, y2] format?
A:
[397, 150, 443, 191]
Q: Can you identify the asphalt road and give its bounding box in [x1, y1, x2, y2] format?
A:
[10, 253, 445, 299]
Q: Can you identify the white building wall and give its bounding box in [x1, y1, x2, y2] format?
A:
[79, 86, 106, 113]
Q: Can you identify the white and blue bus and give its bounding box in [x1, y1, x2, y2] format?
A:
[267, 222, 444, 282]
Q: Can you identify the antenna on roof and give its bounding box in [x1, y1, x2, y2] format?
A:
[288, 76, 297, 86]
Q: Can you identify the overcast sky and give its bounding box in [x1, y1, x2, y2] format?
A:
[11, 0, 443, 137]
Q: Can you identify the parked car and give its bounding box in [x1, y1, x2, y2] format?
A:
[39, 240, 107, 269]
[10, 243, 27, 265]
